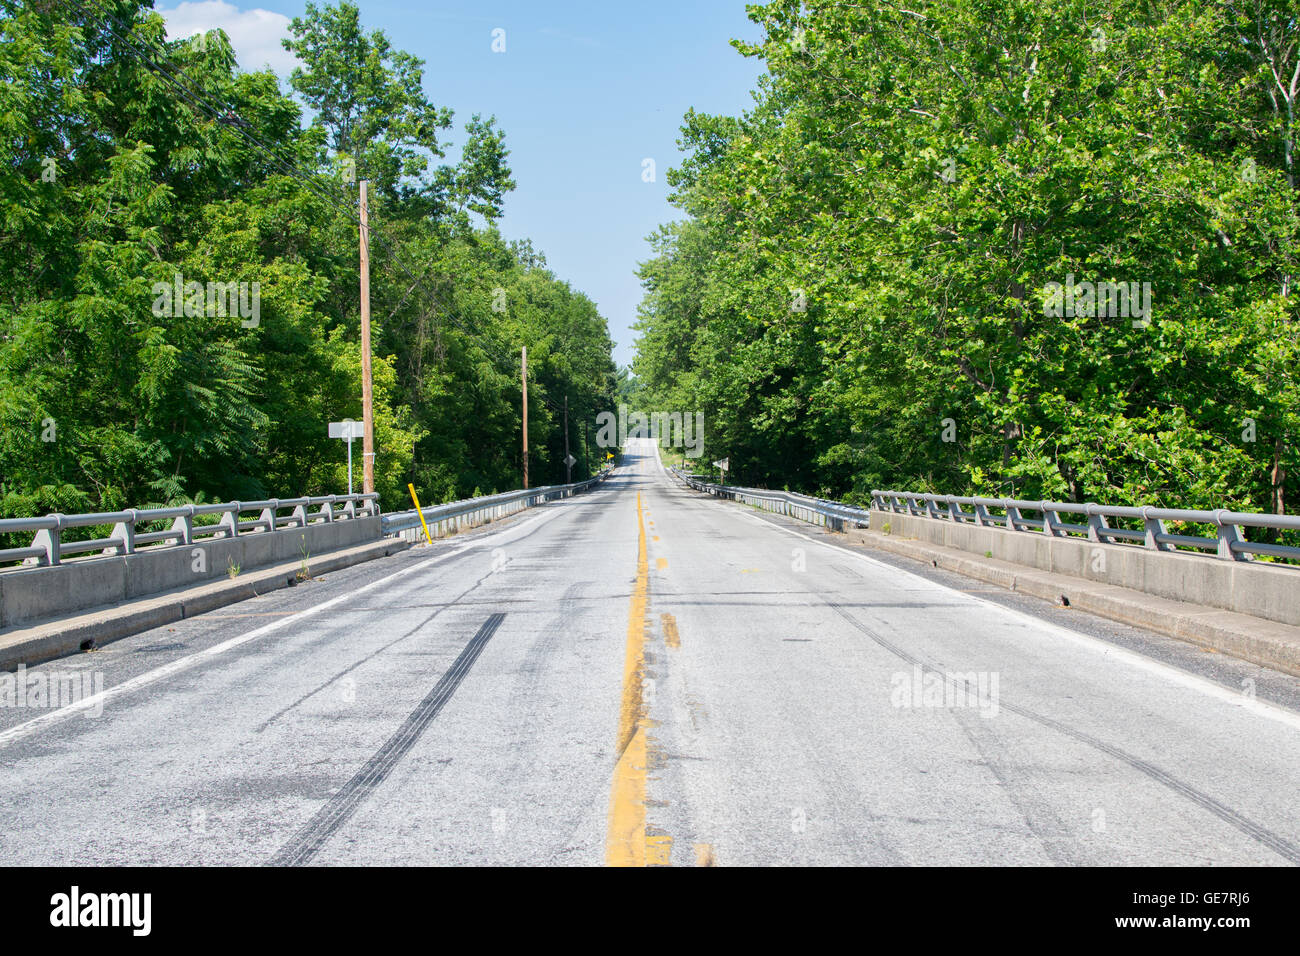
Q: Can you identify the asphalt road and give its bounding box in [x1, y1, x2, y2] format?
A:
[2, 438, 1299, 866]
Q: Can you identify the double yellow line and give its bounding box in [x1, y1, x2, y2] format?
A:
[605, 491, 671, 866]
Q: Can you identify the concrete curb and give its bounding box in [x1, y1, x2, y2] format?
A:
[843, 529, 1300, 679]
[0, 537, 411, 671]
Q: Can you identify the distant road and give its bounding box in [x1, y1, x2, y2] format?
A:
[2, 438, 1298, 865]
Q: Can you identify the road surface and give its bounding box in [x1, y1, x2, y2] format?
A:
[2, 438, 1299, 865]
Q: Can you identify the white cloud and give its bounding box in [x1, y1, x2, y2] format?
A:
[159, 1, 298, 77]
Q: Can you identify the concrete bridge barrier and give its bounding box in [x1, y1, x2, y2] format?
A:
[0, 515, 381, 630]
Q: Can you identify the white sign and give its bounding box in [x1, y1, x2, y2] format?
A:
[713, 458, 729, 470]
[329, 420, 364, 494]
[329, 420, 364, 439]
[565, 454, 577, 468]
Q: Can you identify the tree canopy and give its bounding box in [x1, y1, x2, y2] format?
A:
[0, 0, 616, 524]
[633, 0, 1299, 521]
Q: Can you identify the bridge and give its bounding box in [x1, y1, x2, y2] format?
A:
[1, 438, 1298, 866]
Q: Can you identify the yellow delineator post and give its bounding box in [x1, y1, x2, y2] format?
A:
[407, 483, 434, 545]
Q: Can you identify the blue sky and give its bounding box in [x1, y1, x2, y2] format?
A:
[158, 0, 767, 369]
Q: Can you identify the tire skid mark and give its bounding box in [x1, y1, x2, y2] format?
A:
[270, 613, 506, 866]
[256, 562, 508, 734]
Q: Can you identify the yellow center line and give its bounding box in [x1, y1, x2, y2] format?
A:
[606, 491, 671, 866]
[693, 843, 717, 867]
[661, 613, 680, 649]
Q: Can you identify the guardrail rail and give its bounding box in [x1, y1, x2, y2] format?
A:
[0, 493, 380, 571]
[670, 469, 873, 530]
[382, 469, 616, 540]
[670, 468, 1299, 566]
[870, 491, 1300, 564]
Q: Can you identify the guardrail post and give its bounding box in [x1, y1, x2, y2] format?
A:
[925, 497, 940, 519]
[946, 498, 961, 522]
[108, 511, 137, 554]
[171, 507, 194, 545]
[1142, 509, 1171, 551]
[260, 503, 277, 533]
[291, 504, 308, 528]
[974, 503, 991, 527]
[30, 517, 62, 565]
[218, 503, 241, 539]
[1005, 505, 1022, 531]
[1085, 507, 1110, 544]
[1042, 505, 1064, 537]
[1215, 513, 1251, 561]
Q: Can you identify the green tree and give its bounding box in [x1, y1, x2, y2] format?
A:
[0, 0, 615, 541]
[634, 0, 1299, 528]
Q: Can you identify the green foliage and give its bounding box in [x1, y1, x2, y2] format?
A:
[634, 0, 1299, 524]
[0, 0, 615, 531]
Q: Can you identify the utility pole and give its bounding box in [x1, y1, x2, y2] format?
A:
[564, 394, 572, 484]
[359, 180, 375, 494]
[521, 346, 529, 489]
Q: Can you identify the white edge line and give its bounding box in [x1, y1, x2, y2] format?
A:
[719, 494, 1300, 733]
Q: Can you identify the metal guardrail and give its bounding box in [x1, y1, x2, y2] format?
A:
[0, 465, 618, 571]
[670, 469, 872, 529]
[870, 491, 1300, 564]
[671, 468, 1300, 565]
[0, 493, 380, 570]
[381, 469, 616, 538]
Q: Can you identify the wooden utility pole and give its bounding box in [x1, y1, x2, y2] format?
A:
[521, 346, 529, 489]
[564, 394, 572, 484]
[359, 180, 375, 494]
